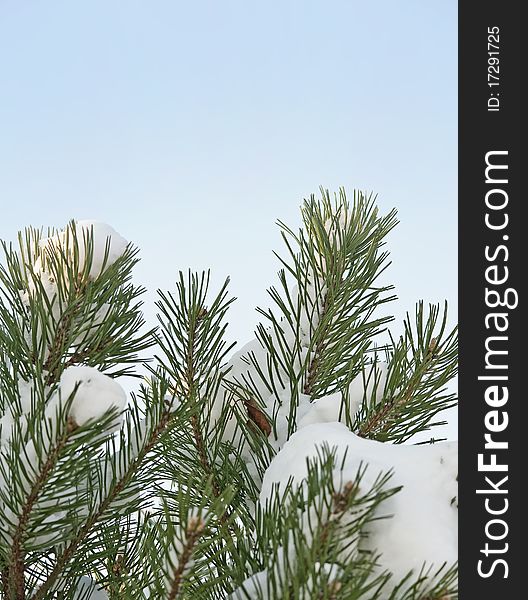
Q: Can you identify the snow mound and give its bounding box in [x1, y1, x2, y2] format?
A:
[59, 366, 127, 429]
[298, 361, 388, 429]
[260, 422, 457, 587]
[39, 220, 128, 280]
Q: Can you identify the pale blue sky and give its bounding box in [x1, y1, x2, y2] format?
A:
[0, 1, 457, 380]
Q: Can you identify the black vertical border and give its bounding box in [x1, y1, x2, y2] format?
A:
[459, 1, 524, 597]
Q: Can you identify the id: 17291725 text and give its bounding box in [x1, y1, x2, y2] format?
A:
[488, 26, 500, 112]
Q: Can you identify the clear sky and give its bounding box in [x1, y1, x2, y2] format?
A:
[0, 1, 457, 434]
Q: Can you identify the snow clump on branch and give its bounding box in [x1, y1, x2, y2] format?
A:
[37, 220, 128, 280]
[57, 365, 127, 430]
[260, 422, 458, 589]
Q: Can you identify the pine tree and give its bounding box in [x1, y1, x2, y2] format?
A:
[0, 190, 458, 600]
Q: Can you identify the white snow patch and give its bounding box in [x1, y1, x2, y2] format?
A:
[260, 423, 457, 588]
[228, 569, 269, 599]
[228, 562, 342, 599]
[298, 391, 347, 429]
[348, 360, 387, 409]
[306, 562, 343, 595]
[324, 209, 349, 237]
[58, 366, 126, 429]
[72, 578, 109, 599]
[39, 220, 128, 280]
[299, 361, 388, 429]
[0, 413, 14, 446]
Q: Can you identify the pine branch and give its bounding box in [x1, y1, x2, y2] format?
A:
[107, 554, 126, 599]
[30, 407, 174, 600]
[0, 195, 457, 599]
[8, 438, 59, 598]
[155, 272, 237, 506]
[357, 345, 436, 439]
[303, 291, 330, 397]
[43, 302, 82, 386]
[183, 305, 221, 498]
[387, 563, 458, 600]
[4, 414, 78, 600]
[234, 188, 397, 443]
[357, 302, 457, 443]
[166, 516, 205, 600]
[229, 445, 399, 599]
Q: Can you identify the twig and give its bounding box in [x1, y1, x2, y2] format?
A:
[303, 292, 330, 397]
[6, 430, 70, 599]
[167, 517, 205, 600]
[30, 411, 172, 600]
[184, 311, 222, 498]
[358, 339, 438, 438]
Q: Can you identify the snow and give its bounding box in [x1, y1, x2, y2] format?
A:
[225, 336, 279, 402]
[324, 210, 349, 237]
[210, 329, 311, 448]
[0, 436, 69, 547]
[348, 360, 387, 409]
[58, 366, 127, 429]
[294, 280, 326, 348]
[25, 268, 59, 307]
[306, 563, 343, 595]
[0, 413, 14, 446]
[73, 220, 128, 278]
[299, 361, 388, 429]
[228, 569, 269, 599]
[0, 368, 126, 548]
[208, 336, 280, 444]
[260, 422, 458, 589]
[17, 378, 36, 414]
[212, 330, 388, 453]
[297, 391, 345, 429]
[209, 321, 391, 487]
[22, 267, 62, 339]
[71, 302, 112, 348]
[164, 393, 181, 414]
[262, 391, 311, 451]
[39, 220, 128, 280]
[72, 578, 109, 599]
[229, 562, 343, 599]
[19, 221, 128, 353]
[35, 577, 109, 600]
[0, 380, 39, 446]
